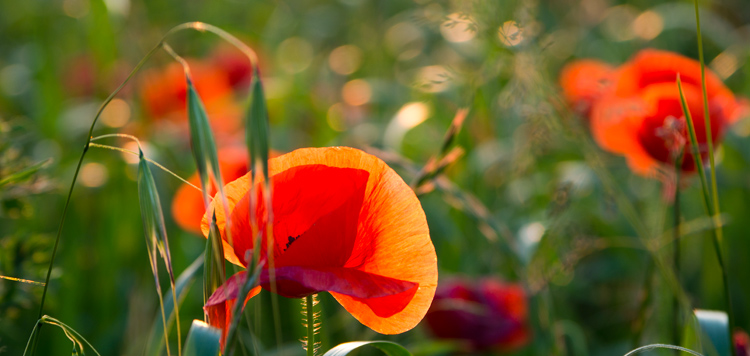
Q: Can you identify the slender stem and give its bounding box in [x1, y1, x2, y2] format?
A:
[88, 143, 202, 193]
[692, 3, 735, 352]
[305, 295, 315, 356]
[677, 74, 735, 356]
[673, 155, 682, 347]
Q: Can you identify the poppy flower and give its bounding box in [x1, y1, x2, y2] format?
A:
[210, 44, 255, 91]
[139, 60, 242, 136]
[423, 277, 530, 352]
[200, 147, 437, 346]
[171, 146, 249, 234]
[736, 330, 750, 356]
[560, 49, 748, 175]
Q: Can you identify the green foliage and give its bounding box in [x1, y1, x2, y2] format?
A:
[183, 320, 221, 356]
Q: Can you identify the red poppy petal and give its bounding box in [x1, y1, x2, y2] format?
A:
[260, 266, 417, 301]
[204, 271, 261, 350]
[590, 96, 647, 154]
[559, 59, 615, 117]
[616, 49, 731, 99]
[268, 147, 437, 334]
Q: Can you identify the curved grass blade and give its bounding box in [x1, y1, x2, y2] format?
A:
[321, 341, 413, 356]
[138, 149, 181, 356]
[623, 344, 704, 356]
[183, 320, 221, 356]
[695, 310, 731, 356]
[146, 255, 204, 356]
[23, 316, 103, 356]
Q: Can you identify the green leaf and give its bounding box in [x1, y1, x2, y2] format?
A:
[183, 320, 221, 356]
[0, 159, 51, 188]
[246, 68, 270, 181]
[145, 255, 204, 356]
[137, 149, 181, 356]
[186, 78, 228, 302]
[321, 341, 413, 356]
[695, 309, 731, 356]
[137, 150, 176, 284]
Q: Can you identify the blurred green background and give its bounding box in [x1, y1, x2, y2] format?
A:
[2, 0, 750, 355]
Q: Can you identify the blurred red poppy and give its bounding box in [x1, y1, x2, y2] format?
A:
[737, 330, 750, 356]
[139, 60, 243, 136]
[560, 49, 748, 175]
[171, 146, 249, 235]
[424, 277, 530, 352]
[200, 147, 437, 346]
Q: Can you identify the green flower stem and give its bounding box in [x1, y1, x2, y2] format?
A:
[306, 295, 315, 356]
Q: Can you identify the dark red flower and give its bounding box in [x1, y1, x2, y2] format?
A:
[560, 49, 748, 176]
[736, 330, 750, 356]
[424, 277, 530, 352]
[201, 147, 437, 347]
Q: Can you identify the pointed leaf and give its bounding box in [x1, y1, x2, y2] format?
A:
[183, 320, 221, 356]
[185, 77, 231, 304]
[245, 68, 270, 181]
[322, 341, 413, 356]
[137, 150, 176, 284]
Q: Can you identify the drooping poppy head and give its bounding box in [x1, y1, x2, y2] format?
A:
[562, 49, 749, 176]
[139, 60, 242, 136]
[201, 147, 437, 346]
[171, 146, 249, 235]
[423, 277, 530, 352]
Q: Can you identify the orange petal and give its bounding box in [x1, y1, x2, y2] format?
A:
[559, 59, 615, 117]
[589, 96, 647, 155]
[615, 49, 731, 99]
[205, 147, 437, 334]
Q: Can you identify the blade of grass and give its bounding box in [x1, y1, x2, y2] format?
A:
[674, 150, 684, 347]
[623, 344, 704, 356]
[243, 68, 282, 354]
[147, 255, 204, 356]
[0, 159, 51, 188]
[677, 75, 735, 356]
[24, 316, 103, 356]
[138, 147, 182, 356]
[693, 3, 734, 353]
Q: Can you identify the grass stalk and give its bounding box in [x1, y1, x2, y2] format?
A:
[677, 75, 735, 356]
[673, 154, 683, 347]
[305, 295, 315, 356]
